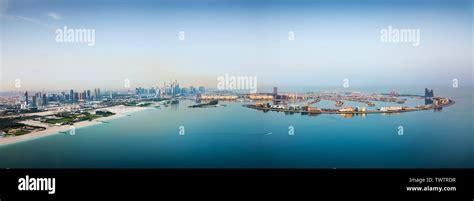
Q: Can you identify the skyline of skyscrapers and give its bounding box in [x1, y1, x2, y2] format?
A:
[135, 80, 206, 98]
[17, 80, 209, 110]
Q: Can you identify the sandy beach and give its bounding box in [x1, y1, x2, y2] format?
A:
[0, 105, 152, 146]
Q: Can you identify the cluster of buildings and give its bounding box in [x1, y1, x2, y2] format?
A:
[433, 97, 450, 106]
[20, 88, 103, 110]
[338, 106, 367, 113]
[255, 102, 311, 111]
[2, 80, 208, 114]
[200, 95, 238, 100]
[248, 95, 274, 100]
[135, 80, 205, 98]
[379, 106, 404, 112]
[248, 87, 453, 115]
[417, 97, 450, 109]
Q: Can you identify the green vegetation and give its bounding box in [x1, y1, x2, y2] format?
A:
[0, 118, 25, 130]
[124, 102, 152, 107]
[44, 118, 74, 125]
[138, 103, 152, 107]
[0, 118, 44, 137]
[95, 110, 115, 117]
[8, 129, 29, 136]
[43, 111, 115, 125]
[189, 100, 218, 108]
[151, 98, 169, 102]
[19, 108, 39, 113]
[124, 102, 138, 106]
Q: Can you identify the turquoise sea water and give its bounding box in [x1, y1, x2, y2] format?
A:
[0, 87, 472, 168]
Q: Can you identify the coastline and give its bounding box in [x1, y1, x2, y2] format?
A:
[0, 105, 152, 146]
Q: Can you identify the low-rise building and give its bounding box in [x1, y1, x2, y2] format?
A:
[308, 107, 322, 112]
[271, 105, 284, 109]
[380, 106, 403, 112]
[339, 107, 355, 112]
[288, 105, 300, 110]
[201, 95, 238, 100]
[356, 106, 366, 112]
[438, 98, 450, 105]
[248, 95, 274, 100]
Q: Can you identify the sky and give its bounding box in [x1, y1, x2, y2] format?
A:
[0, 0, 472, 92]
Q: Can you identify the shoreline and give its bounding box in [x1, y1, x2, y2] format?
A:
[0, 105, 152, 146]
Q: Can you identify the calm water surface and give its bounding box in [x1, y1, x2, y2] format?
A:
[0, 87, 472, 168]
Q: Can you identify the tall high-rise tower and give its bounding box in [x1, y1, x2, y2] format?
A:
[24, 91, 29, 105]
[70, 89, 74, 102]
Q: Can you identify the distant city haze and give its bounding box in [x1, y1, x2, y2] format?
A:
[1, 0, 472, 91]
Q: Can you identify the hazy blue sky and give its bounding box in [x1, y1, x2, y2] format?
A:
[0, 0, 472, 91]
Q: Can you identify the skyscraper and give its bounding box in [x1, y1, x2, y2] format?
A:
[42, 94, 48, 106]
[189, 86, 196, 94]
[32, 95, 37, 108]
[24, 91, 28, 105]
[424, 88, 434, 105]
[198, 86, 205, 93]
[70, 89, 74, 102]
[425, 88, 434, 97]
[87, 90, 91, 100]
